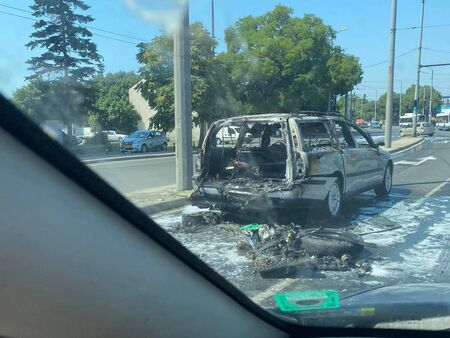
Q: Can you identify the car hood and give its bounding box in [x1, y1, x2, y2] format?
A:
[271, 283, 450, 329]
[123, 137, 144, 143]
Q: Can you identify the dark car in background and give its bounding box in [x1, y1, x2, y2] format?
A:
[192, 112, 393, 218]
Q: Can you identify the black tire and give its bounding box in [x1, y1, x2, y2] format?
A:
[300, 235, 364, 257]
[323, 179, 343, 218]
[141, 144, 148, 153]
[161, 142, 168, 151]
[375, 164, 393, 197]
[399, 130, 405, 137]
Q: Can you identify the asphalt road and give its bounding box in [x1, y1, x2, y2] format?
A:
[153, 130, 450, 309]
[88, 128, 399, 194]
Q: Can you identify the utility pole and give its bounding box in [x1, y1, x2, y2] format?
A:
[422, 84, 426, 115]
[413, 0, 425, 137]
[211, 0, 215, 55]
[399, 80, 403, 117]
[174, 1, 193, 191]
[344, 93, 349, 119]
[385, 0, 397, 148]
[429, 68, 433, 120]
[375, 90, 378, 121]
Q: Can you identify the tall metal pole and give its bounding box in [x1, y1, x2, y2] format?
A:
[429, 68, 433, 120]
[174, 1, 193, 191]
[211, 0, 215, 54]
[344, 92, 349, 119]
[385, 0, 397, 148]
[399, 80, 403, 118]
[422, 84, 426, 115]
[375, 89, 378, 121]
[413, 0, 425, 137]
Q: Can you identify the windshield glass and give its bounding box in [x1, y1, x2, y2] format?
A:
[129, 131, 148, 138]
[3, 0, 450, 332]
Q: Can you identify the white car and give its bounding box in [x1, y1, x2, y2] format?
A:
[102, 130, 128, 143]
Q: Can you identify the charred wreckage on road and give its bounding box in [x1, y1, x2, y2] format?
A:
[191, 112, 393, 218]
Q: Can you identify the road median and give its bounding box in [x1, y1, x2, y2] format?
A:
[130, 136, 426, 216]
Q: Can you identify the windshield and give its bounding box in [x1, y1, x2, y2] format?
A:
[129, 131, 148, 138]
[2, 0, 450, 332]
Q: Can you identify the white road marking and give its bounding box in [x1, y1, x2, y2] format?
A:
[251, 278, 298, 304]
[251, 177, 450, 303]
[395, 156, 436, 166]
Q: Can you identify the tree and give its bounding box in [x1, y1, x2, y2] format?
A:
[136, 22, 236, 132]
[222, 5, 362, 114]
[25, 0, 103, 134]
[88, 72, 141, 133]
[13, 77, 95, 125]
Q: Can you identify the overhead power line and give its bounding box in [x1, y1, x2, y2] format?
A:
[0, 3, 148, 44]
[363, 48, 416, 69]
[397, 23, 450, 31]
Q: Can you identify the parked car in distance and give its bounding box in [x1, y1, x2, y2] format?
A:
[400, 122, 435, 137]
[191, 112, 393, 218]
[102, 130, 128, 143]
[120, 130, 168, 153]
[370, 121, 381, 129]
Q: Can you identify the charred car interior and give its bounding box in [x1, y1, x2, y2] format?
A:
[192, 113, 393, 218]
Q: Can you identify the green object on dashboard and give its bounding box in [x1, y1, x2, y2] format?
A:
[240, 223, 263, 231]
[274, 290, 340, 312]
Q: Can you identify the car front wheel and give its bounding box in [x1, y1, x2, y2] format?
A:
[323, 180, 342, 218]
[141, 144, 148, 153]
[375, 165, 393, 197]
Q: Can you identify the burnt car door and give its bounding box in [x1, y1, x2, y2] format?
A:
[347, 123, 385, 188]
[333, 120, 366, 194]
[297, 119, 343, 180]
[334, 121, 383, 192]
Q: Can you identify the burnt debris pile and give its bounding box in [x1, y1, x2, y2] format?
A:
[237, 223, 373, 278]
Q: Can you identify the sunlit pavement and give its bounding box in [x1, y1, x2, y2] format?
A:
[153, 130, 450, 306]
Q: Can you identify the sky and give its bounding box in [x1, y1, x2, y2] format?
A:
[2, 0, 450, 101]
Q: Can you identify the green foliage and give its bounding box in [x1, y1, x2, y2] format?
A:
[88, 72, 141, 133]
[136, 22, 237, 132]
[12, 77, 95, 125]
[26, 0, 103, 81]
[222, 5, 362, 113]
[336, 85, 442, 123]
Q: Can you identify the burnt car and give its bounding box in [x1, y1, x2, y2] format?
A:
[191, 112, 393, 218]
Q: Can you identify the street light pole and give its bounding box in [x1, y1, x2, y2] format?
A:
[385, 0, 397, 148]
[429, 68, 433, 120]
[375, 89, 377, 121]
[174, 1, 193, 191]
[413, 0, 425, 137]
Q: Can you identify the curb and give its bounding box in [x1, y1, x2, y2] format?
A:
[82, 150, 200, 164]
[142, 197, 189, 216]
[83, 152, 176, 164]
[388, 138, 427, 159]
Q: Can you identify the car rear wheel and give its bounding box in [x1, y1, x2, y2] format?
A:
[323, 180, 342, 218]
[161, 142, 167, 151]
[375, 164, 393, 197]
[399, 130, 405, 137]
[141, 144, 148, 153]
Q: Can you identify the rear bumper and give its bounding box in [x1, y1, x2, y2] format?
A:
[191, 177, 336, 210]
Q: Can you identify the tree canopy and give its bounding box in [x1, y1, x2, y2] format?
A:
[222, 5, 362, 114]
[136, 22, 237, 132]
[88, 72, 141, 133]
[26, 0, 103, 81]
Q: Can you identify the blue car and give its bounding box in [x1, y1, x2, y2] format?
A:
[120, 130, 168, 153]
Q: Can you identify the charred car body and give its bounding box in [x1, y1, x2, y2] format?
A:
[191, 112, 393, 218]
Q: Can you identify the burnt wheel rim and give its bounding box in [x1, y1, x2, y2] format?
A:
[328, 182, 341, 216]
[385, 167, 392, 192]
